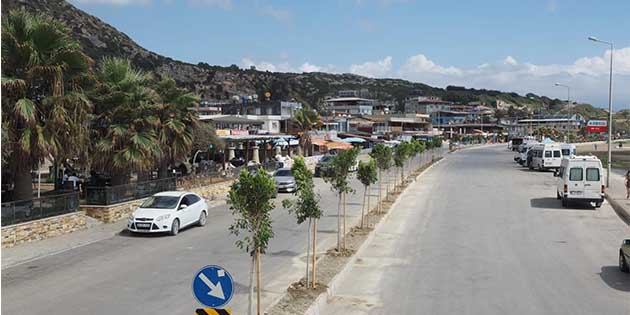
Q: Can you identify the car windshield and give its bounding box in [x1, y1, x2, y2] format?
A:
[275, 170, 292, 177]
[140, 196, 179, 209]
[320, 156, 332, 162]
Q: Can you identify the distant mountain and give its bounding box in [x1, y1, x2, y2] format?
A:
[2, 0, 603, 117]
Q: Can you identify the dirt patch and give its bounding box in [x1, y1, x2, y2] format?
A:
[266, 158, 440, 315]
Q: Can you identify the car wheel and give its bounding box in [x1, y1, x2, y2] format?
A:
[170, 219, 180, 236]
[620, 251, 629, 272]
[198, 211, 207, 226]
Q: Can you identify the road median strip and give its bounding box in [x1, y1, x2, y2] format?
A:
[266, 156, 445, 315]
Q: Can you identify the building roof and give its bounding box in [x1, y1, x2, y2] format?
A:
[203, 115, 264, 124]
[311, 138, 354, 150]
[218, 134, 295, 140]
[325, 97, 374, 102]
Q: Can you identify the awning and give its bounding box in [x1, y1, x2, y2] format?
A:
[311, 138, 354, 151]
[341, 137, 366, 143]
[273, 138, 300, 147]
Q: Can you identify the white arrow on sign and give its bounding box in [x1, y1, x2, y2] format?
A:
[198, 272, 225, 300]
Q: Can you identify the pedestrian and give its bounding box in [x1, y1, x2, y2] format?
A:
[594, 143, 598, 151]
[68, 173, 80, 191]
[626, 170, 630, 199]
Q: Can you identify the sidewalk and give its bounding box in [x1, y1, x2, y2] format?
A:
[605, 169, 630, 226]
[1, 217, 126, 269]
[1, 199, 228, 269]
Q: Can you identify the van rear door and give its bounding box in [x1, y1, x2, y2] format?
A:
[567, 166, 585, 199]
[584, 163, 602, 200]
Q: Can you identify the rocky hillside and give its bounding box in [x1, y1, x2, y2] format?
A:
[3, 0, 589, 114]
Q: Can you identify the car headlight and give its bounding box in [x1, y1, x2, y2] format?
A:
[156, 214, 171, 221]
[128, 214, 135, 221]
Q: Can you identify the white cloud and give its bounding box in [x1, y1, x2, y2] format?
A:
[260, 5, 291, 23]
[400, 54, 462, 76]
[242, 48, 630, 108]
[241, 58, 333, 74]
[350, 56, 393, 78]
[393, 48, 630, 108]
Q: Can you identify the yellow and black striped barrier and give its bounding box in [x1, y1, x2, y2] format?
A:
[195, 308, 232, 315]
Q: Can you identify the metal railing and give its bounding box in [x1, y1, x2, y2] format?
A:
[1, 192, 80, 226]
[85, 177, 176, 205]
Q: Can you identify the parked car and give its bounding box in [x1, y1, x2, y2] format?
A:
[273, 168, 297, 193]
[554, 156, 604, 208]
[314, 155, 335, 177]
[620, 239, 630, 272]
[127, 191, 208, 236]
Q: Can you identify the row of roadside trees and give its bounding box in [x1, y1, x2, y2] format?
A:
[1, 9, 219, 201]
[227, 138, 443, 314]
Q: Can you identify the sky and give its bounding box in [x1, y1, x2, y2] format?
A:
[70, 0, 630, 109]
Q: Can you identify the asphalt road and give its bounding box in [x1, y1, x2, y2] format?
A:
[1, 152, 436, 315]
[321, 145, 630, 315]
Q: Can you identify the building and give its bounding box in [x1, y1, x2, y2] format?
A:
[221, 100, 302, 119]
[509, 114, 583, 137]
[369, 114, 433, 136]
[190, 100, 228, 116]
[324, 97, 375, 116]
[404, 96, 453, 115]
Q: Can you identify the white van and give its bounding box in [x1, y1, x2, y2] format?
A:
[555, 156, 604, 208]
[516, 142, 538, 165]
[560, 143, 576, 157]
[530, 143, 562, 171]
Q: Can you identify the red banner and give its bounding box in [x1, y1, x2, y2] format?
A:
[586, 120, 607, 133]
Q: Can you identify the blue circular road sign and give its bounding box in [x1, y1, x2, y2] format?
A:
[192, 265, 234, 308]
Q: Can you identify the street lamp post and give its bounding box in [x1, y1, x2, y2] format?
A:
[554, 83, 571, 143]
[589, 36, 614, 187]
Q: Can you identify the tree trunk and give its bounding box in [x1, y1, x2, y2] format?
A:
[336, 193, 341, 251]
[378, 169, 382, 214]
[342, 192, 347, 250]
[360, 185, 367, 229]
[305, 218, 311, 287]
[158, 159, 169, 179]
[13, 166, 33, 201]
[367, 185, 371, 227]
[312, 218, 317, 287]
[256, 247, 262, 315]
[249, 254, 255, 315]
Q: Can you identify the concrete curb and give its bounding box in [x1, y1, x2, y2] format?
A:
[604, 193, 630, 226]
[303, 157, 445, 315]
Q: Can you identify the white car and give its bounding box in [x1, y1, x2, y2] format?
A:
[127, 191, 208, 235]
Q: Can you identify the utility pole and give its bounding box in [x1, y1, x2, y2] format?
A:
[589, 36, 614, 187]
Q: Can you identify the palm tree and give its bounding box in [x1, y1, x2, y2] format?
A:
[1, 9, 93, 200]
[153, 77, 199, 178]
[90, 57, 160, 185]
[292, 107, 320, 156]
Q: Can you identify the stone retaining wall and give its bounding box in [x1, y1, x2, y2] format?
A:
[82, 199, 144, 223]
[1, 212, 87, 248]
[187, 179, 234, 201]
[82, 179, 235, 224]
